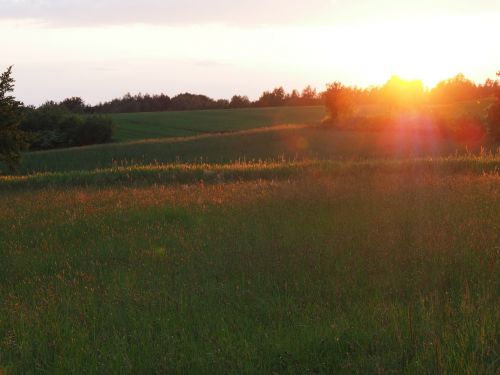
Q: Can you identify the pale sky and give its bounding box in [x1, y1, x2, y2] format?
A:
[1, 0, 500, 105]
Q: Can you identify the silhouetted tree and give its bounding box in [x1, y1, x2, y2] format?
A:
[429, 74, 478, 103]
[256, 87, 286, 107]
[229, 95, 251, 108]
[300, 86, 319, 106]
[487, 71, 500, 142]
[60, 97, 87, 114]
[286, 89, 301, 106]
[324, 82, 355, 122]
[0, 66, 28, 172]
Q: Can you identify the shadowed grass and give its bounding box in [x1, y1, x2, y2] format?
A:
[111, 106, 326, 142]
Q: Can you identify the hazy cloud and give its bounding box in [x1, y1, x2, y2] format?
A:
[0, 0, 334, 26]
[1, 0, 499, 26]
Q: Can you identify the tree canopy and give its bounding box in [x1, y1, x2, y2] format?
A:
[0, 66, 28, 172]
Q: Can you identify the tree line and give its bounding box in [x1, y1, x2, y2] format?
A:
[323, 73, 500, 143]
[1, 66, 114, 173]
[53, 74, 500, 115]
[54, 86, 323, 114]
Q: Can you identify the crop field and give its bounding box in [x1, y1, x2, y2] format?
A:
[110, 106, 326, 142]
[1, 156, 499, 374]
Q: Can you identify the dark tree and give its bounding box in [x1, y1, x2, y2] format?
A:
[20, 103, 114, 150]
[229, 95, 251, 108]
[487, 71, 500, 142]
[256, 87, 286, 107]
[324, 82, 354, 122]
[0, 66, 28, 172]
[60, 97, 87, 114]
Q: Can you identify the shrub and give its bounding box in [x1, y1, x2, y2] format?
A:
[71, 116, 114, 146]
[324, 82, 355, 123]
[21, 106, 114, 150]
[487, 101, 500, 142]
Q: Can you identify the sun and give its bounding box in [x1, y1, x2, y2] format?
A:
[303, 13, 492, 89]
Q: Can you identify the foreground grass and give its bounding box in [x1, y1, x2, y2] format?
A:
[111, 106, 326, 142]
[0, 158, 499, 374]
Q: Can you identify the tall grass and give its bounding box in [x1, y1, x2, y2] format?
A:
[1, 155, 498, 191]
[0, 157, 499, 373]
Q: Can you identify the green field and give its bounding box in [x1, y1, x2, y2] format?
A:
[1, 158, 499, 374]
[1, 104, 499, 374]
[111, 106, 326, 142]
[19, 125, 489, 175]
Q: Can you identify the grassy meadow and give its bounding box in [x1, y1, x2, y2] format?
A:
[1, 158, 499, 374]
[111, 106, 326, 142]
[1, 103, 499, 374]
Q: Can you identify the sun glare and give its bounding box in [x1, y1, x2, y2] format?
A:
[300, 13, 496, 90]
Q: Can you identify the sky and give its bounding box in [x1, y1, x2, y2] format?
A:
[1, 0, 500, 105]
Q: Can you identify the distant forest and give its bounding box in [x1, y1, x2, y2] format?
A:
[41, 74, 500, 115]
[49, 86, 323, 114]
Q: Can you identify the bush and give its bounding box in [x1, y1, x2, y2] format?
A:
[71, 116, 114, 146]
[21, 105, 114, 150]
[324, 82, 355, 122]
[487, 101, 500, 142]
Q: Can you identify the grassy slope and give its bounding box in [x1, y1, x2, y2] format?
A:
[1, 159, 499, 373]
[111, 106, 326, 142]
[20, 125, 490, 174]
[14, 99, 496, 174]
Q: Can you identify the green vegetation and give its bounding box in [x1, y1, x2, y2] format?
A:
[1, 97, 499, 374]
[110, 106, 326, 142]
[1, 157, 499, 373]
[0, 66, 28, 171]
[20, 123, 498, 175]
[1, 156, 499, 191]
[21, 104, 114, 151]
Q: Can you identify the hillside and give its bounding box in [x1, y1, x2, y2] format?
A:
[21, 124, 498, 174]
[111, 106, 326, 142]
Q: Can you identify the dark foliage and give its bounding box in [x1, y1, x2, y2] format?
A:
[60, 97, 87, 114]
[69, 86, 323, 114]
[93, 93, 172, 113]
[229, 95, 251, 108]
[169, 93, 221, 111]
[323, 82, 355, 122]
[0, 66, 29, 172]
[488, 101, 500, 142]
[21, 104, 114, 150]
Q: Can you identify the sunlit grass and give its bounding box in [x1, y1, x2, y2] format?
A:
[1, 154, 498, 190]
[0, 156, 499, 373]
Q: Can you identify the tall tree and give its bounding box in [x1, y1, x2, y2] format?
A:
[0, 66, 27, 172]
